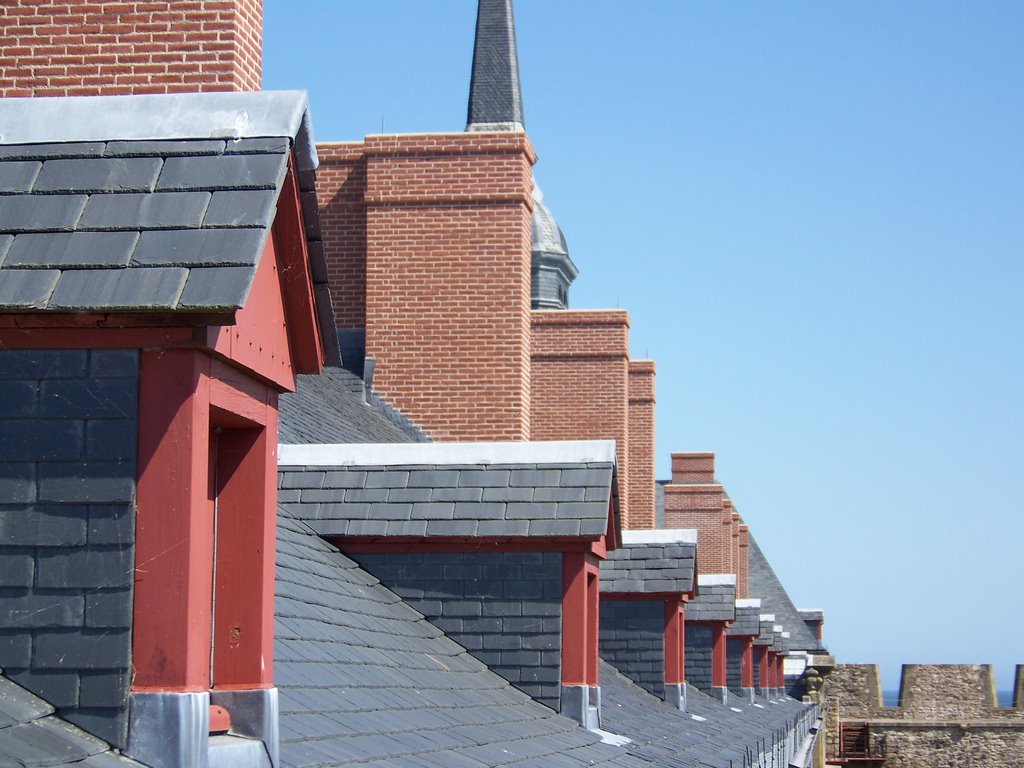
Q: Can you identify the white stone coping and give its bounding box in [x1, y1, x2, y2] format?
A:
[759, 613, 776, 622]
[621, 528, 697, 545]
[278, 440, 617, 467]
[697, 574, 736, 587]
[735, 598, 762, 609]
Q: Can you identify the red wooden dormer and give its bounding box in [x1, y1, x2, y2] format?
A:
[0, 91, 336, 767]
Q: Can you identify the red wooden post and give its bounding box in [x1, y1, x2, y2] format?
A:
[776, 654, 785, 691]
[756, 646, 769, 691]
[663, 598, 685, 686]
[134, 349, 213, 691]
[711, 622, 727, 689]
[562, 552, 600, 686]
[740, 637, 754, 690]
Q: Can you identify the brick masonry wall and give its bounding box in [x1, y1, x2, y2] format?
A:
[737, 524, 749, 599]
[316, 143, 367, 332]
[0, 0, 261, 97]
[599, 599, 663, 697]
[685, 623, 713, 693]
[351, 551, 562, 711]
[671, 452, 714, 484]
[0, 349, 137, 748]
[356, 133, 535, 442]
[663, 484, 729, 574]
[530, 310, 631, 526]
[727, 637, 745, 692]
[728, 506, 739, 579]
[626, 360, 655, 530]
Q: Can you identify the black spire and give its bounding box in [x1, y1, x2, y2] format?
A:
[466, 0, 524, 131]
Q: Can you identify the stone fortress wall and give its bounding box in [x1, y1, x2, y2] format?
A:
[823, 663, 1024, 767]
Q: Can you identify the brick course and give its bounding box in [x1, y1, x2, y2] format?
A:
[663, 483, 730, 574]
[0, 0, 262, 97]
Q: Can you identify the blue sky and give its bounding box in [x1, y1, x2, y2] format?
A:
[264, 1, 1023, 690]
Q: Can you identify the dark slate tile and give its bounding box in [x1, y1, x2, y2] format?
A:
[34, 628, 130, 669]
[36, 547, 133, 589]
[0, 269, 60, 308]
[178, 266, 254, 309]
[0, 194, 87, 232]
[425, 520, 478, 536]
[528, 519, 582, 536]
[156, 153, 288, 191]
[0, 143, 106, 160]
[560, 468, 611, 487]
[36, 462, 134, 504]
[457, 469, 510, 488]
[78, 190, 210, 230]
[481, 486, 533, 503]
[203, 189, 278, 227]
[0, 350, 87, 378]
[0, 233, 11, 263]
[104, 139, 226, 157]
[132, 228, 264, 267]
[0, 552, 34, 588]
[34, 157, 162, 193]
[0, 592, 84, 628]
[0, 463, 35, 503]
[88, 349, 138, 378]
[0, 418, 83, 461]
[509, 469, 560, 487]
[4, 231, 139, 269]
[222, 137, 291, 154]
[48, 267, 187, 310]
[0, 160, 41, 193]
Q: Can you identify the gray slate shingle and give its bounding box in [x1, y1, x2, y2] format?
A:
[280, 461, 614, 539]
[600, 541, 696, 595]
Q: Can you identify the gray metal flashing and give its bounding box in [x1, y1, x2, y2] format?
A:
[278, 439, 616, 467]
[126, 691, 208, 768]
[0, 91, 318, 170]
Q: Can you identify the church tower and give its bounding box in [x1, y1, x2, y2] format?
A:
[467, 0, 578, 310]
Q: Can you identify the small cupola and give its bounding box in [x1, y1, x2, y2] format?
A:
[531, 183, 578, 310]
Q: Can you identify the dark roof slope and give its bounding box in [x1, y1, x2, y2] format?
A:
[0, 673, 144, 767]
[274, 506, 646, 768]
[279, 367, 429, 445]
[598, 659, 812, 768]
[747, 535, 825, 652]
[600, 533, 696, 595]
[0, 137, 290, 312]
[277, 456, 614, 539]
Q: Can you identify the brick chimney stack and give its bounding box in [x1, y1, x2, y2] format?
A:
[0, 1, 262, 97]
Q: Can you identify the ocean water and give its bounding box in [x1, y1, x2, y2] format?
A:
[883, 690, 1016, 708]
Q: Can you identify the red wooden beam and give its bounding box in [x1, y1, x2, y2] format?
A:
[133, 349, 213, 691]
[663, 598, 685, 686]
[711, 622, 727, 689]
[741, 637, 754, 690]
[0, 326, 198, 349]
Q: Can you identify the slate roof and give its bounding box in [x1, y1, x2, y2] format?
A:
[277, 442, 617, 540]
[0, 92, 335, 352]
[727, 600, 762, 637]
[598, 659, 813, 768]
[754, 616, 776, 647]
[600, 530, 696, 595]
[279, 367, 430, 445]
[467, 0, 525, 131]
[687, 577, 736, 623]
[747, 535, 826, 652]
[0, 672, 144, 767]
[274, 505, 646, 768]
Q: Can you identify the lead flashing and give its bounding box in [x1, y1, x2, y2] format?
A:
[278, 440, 617, 467]
[0, 91, 318, 170]
[620, 528, 697, 545]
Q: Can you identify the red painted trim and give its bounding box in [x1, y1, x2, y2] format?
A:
[741, 637, 754, 689]
[336, 536, 602, 554]
[211, 393, 277, 688]
[776, 654, 785, 688]
[589, 534, 607, 559]
[273, 154, 324, 375]
[601, 591, 690, 602]
[133, 349, 213, 691]
[209, 361, 272, 428]
[711, 622, 727, 688]
[663, 598, 685, 686]
[604, 497, 619, 551]
[0, 327, 197, 349]
[0, 312, 226, 330]
[206, 234, 296, 392]
[767, 651, 777, 688]
[561, 552, 600, 686]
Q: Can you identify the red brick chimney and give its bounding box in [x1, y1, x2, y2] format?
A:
[627, 360, 656, 529]
[671, 451, 715, 483]
[0, 1, 262, 97]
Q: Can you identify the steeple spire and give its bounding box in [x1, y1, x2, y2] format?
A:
[466, 0, 525, 132]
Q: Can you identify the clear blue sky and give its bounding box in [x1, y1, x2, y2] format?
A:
[263, 1, 1024, 690]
